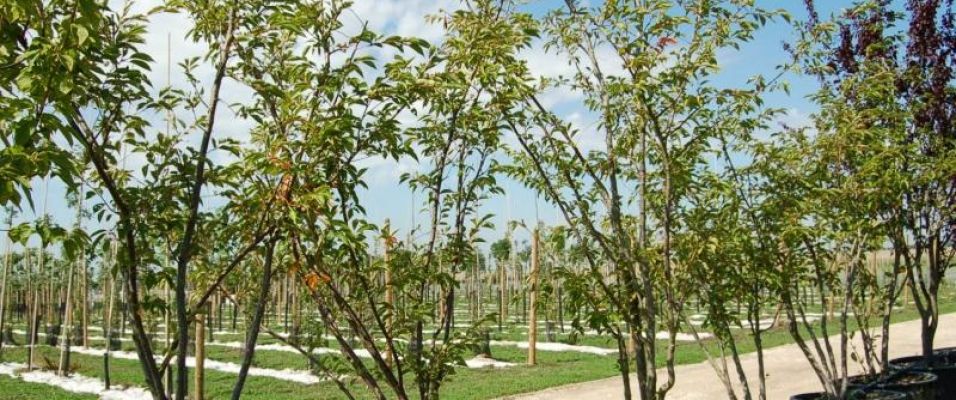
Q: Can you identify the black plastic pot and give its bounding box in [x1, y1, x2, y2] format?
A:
[2, 326, 16, 345]
[889, 351, 956, 400]
[790, 390, 907, 400]
[790, 392, 829, 400]
[44, 324, 60, 346]
[933, 347, 955, 355]
[848, 371, 937, 400]
[106, 330, 122, 350]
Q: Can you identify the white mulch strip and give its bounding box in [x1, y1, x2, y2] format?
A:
[490, 340, 618, 356]
[209, 340, 372, 359]
[654, 331, 713, 341]
[64, 346, 323, 385]
[210, 341, 516, 369]
[87, 326, 244, 336]
[464, 356, 514, 369]
[732, 319, 777, 330]
[575, 329, 712, 342]
[0, 362, 151, 400]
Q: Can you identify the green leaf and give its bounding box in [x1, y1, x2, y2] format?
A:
[76, 25, 90, 46]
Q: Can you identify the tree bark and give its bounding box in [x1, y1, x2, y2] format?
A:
[230, 238, 277, 400]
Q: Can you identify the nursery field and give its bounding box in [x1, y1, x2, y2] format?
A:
[3, 0, 955, 400]
[0, 283, 953, 400]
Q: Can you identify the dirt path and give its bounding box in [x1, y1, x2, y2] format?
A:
[503, 313, 956, 400]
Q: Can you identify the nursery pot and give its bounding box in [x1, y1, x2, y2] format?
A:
[2, 326, 16, 345]
[848, 371, 937, 400]
[106, 330, 122, 350]
[44, 324, 60, 346]
[889, 350, 956, 400]
[789, 390, 906, 400]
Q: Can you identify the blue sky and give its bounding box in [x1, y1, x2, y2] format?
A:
[361, 0, 862, 248]
[9, 1, 878, 251]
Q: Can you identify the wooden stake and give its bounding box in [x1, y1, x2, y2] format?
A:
[28, 247, 43, 371]
[194, 313, 206, 400]
[57, 255, 75, 376]
[0, 215, 12, 357]
[528, 227, 539, 366]
[164, 279, 172, 398]
[81, 245, 89, 348]
[104, 239, 117, 390]
[383, 219, 394, 364]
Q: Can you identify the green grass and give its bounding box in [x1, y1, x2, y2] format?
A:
[0, 375, 96, 400]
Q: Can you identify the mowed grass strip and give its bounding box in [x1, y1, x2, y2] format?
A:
[0, 374, 96, 400]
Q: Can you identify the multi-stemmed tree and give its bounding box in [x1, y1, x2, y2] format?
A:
[798, 0, 956, 361]
[508, 1, 782, 398]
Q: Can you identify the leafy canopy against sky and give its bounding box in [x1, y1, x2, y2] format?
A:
[15, 0, 862, 249]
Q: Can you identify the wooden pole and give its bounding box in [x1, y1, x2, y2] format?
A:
[383, 219, 394, 364]
[164, 278, 173, 397]
[28, 247, 43, 371]
[528, 227, 539, 366]
[194, 313, 206, 400]
[104, 239, 117, 390]
[78, 179, 89, 349]
[475, 246, 482, 318]
[81, 243, 89, 348]
[500, 229, 510, 329]
[0, 215, 12, 357]
[58, 255, 75, 375]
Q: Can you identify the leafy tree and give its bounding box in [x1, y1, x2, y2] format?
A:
[800, 0, 956, 359]
[507, 1, 782, 398]
[490, 238, 512, 263]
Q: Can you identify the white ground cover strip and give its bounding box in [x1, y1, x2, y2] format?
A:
[12, 330, 137, 344]
[735, 318, 781, 330]
[464, 356, 515, 369]
[65, 346, 323, 385]
[654, 331, 713, 341]
[576, 329, 712, 342]
[87, 326, 244, 337]
[490, 340, 618, 356]
[208, 340, 373, 359]
[0, 362, 151, 400]
[211, 341, 516, 369]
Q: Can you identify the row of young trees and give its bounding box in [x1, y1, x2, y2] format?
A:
[1, 0, 953, 400]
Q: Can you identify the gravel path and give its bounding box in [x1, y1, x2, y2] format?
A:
[503, 313, 956, 400]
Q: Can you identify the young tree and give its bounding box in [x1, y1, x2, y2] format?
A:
[4, 1, 278, 397]
[800, 0, 956, 359]
[508, 1, 782, 398]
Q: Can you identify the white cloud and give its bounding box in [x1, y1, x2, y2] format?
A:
[357, 155, 422, 186]
[776, 107, 813, 131]
[520, 38, 629, 108]
[349, 0, 461, 42]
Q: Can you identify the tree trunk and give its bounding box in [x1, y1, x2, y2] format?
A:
[231, 239, 276, 400]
